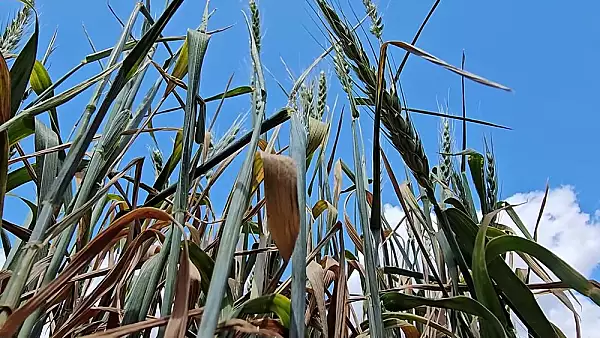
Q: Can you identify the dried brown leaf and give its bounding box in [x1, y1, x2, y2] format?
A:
[164, 240, 191, 338]
[260, 151, 300, 261]
[82, 308, 204, 338]
[307, 261, 328, 336]
[0, 208, 173, 337]
[0, 53, 9, 123]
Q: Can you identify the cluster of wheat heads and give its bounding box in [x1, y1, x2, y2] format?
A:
[0, 0, 598, 337]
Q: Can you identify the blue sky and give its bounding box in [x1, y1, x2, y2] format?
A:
[2, 0, 600, 335]
[4, 0, 595, 209]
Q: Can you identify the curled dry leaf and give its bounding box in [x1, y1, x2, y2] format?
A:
[260, 151, 300, 261]
[307, 261, 328, 336]
[188, 258, 202, 308]
[307, 117, 329, 157]
[0, 207, 174, 337]
[0, 53, 9, 233]
[164, 240, 190, 338]
[0, 53, 9, 123]
[217, 318, 284, 337]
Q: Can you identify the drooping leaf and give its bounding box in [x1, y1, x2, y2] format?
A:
[260, 152, 300, 261]
[486, 235, 600, 306]
[306, 117, 328, 158]
[164, 240, 191, 338]
[306, 261, 328, 335]
[445, 207, 559, 337]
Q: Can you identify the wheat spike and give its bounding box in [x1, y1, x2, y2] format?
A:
[0, 2, 34, 56]
[485, 139, 498, 211]
[322, 0, 430, 187]
[382, 112, 430, 189]
[249, 0, 261, 53]
[361, 0, 383, 39]
[439, 118, 452, 185]
[149, 147, 164, 179]
[316, 70, 327, 119]
[333, 40, 359, 118]
[299, 82, 315, 118]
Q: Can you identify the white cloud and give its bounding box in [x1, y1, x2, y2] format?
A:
[504, 186, 600, 276]
[501, 186, 600, 337]
[348, 186, 600, 337]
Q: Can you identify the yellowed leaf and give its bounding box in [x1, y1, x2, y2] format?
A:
[307, 117, 329, 157]
[29, 60, 52, 95]
[311, 199, 337, 219]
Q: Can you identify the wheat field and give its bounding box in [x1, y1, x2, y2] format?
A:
[0, 0, 597, 337]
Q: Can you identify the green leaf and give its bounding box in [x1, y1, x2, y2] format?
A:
[29, 60, 52, 95]
[467, 151, 487, 213]
[242, 221, 260, 234]
[472, 209, 510, 334]
[122, 255, 160, 325]
[0, 63, 121, 133]
[29, 61, 59, 134]
[7, 112, 34, 145]
[164, 37, 189, 95]
[204, 86, 253, 102]
[381, 292, 507, 338]
[9, 10, 38, 117]
[445, 207, 560, 337]
[498, 201, 534, 240]
[6, 164, 36, 192]
[0, 54, 9, 233]
[351, 117, 383, 336]
[289, 113, 308, 337]
[373, 312, 455, 337]
[486, 235, 600, 306]
[233, 293, 291, 328]
[161, 29, 211, 324]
